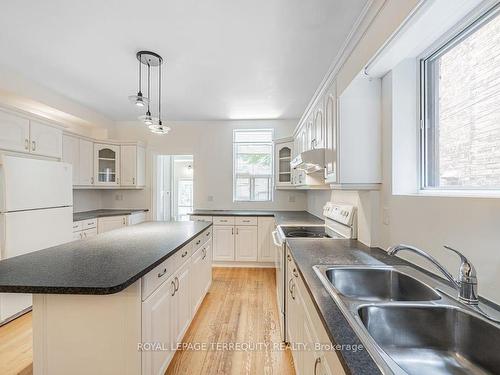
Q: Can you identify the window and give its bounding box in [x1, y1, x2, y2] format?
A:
[233, 129, 273, 201]
[421, 5, 500, 190]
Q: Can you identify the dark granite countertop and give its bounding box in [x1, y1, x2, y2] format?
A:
[73, 209, 148, 222]
[286, 239, 408, 375]
[189, 209, 324, 226]
[0, 221, 211, 295]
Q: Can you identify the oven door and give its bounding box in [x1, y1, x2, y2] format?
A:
[272, 229, 286, 341]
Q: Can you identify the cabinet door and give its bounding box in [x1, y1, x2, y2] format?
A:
[175, 260, 191, 344]
[29, 121, 62, 158]
[94, 143, 120, 186]
[136, 146, 146, 187]
[235, 226, 258, 261]
[324, 82, 338, 183]
[62, 135, 79, 185]
[212, 225, 235, 261]
[313, 101, 324, 149]
[79, 139, 94, 186]
[0, 110, 30, 153]
[142, 275, 176, 375]
[120, 145, 137, 186]
[275, 142, 293, 186]
[82, 227, 98, 239]
[257, 217, 274, 262]
[97, 216, 127, 233]
[190, 246, 204, 315]
[203, 243, 212, 293]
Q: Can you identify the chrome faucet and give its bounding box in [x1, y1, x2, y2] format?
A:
[387, 244, 478, 305]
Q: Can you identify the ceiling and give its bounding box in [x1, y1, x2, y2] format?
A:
[0, 0, 368, 122]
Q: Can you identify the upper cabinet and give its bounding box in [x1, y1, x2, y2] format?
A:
[62, 136, 95, 187]
[94, 143, 120, 186]
[274, 138, 293, 188]
[293, 71, 381, 190]
[0, 109, 62, 158]
[120, 145, 146, 188]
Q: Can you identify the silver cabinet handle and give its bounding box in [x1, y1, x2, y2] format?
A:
[242, 220, 250, 223]
[79, 232, 83, 239]
[171, 280, 176, 296]
[90, 176, 94, 184]
[132, 177, 135, 185]
[314, 357, 321, 375]
[206, 231, 211, 237]
[83, 232, 87, 238]
[287, 254, 292, 262]
[24, 139, 29, 150]
[181, 250, 188, 258]
[236, 227, 239, 235]
[202, 248, 207, 260]
[157, 268, 167, 278]
[291, 282, 295, 300]
[220, 219, 227, 222]
[196, 239, 201, 246]
[293, 268, 298, 278]
[174, 276, 179, 291]
[232, 227, 234, 235]
[123, 217, 126, 225]
[31, 140, 36, 151]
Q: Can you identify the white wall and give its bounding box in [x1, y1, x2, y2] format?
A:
[100, 119, 307, 213]
[73, 190, 103, 212]
[306, 0, 500, 304]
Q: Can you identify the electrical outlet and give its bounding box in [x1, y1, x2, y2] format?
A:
[288, 195, 296, 203]
[383, 207, 390, 225]
[207, 195, 214, 202]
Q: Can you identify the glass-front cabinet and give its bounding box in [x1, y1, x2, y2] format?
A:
[94, 143, 120, 186]
[274, 137, 294, 188]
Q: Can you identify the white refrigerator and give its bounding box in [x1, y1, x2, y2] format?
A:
[0, 155, 73, 324]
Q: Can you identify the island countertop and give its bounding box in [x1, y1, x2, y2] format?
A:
[0, 221, 211, 295]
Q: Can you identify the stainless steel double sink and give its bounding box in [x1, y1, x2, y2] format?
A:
[314, 265, 500, 375]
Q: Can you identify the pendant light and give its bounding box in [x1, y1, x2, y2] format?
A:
[128, 58, 149, 107]
[131, 51, 170, 135]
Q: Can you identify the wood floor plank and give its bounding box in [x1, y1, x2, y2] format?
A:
[0, 312, 33, 375]
[167, 267, 295, 375]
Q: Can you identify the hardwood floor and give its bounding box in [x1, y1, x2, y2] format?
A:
[0, 268, 294, 375]
[0, 312, 33, 375]
[167, 268, 295, 375]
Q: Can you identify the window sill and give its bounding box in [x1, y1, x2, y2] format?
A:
[395, 190, 500, 199]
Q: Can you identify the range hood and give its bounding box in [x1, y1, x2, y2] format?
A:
[290, 148, 325, 174]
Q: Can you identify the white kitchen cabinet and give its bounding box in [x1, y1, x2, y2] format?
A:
[30, 120, 62, 158]
[324, 81, 337, 182]
[128, 211, 147, 225]
[203, 243, 212, 293]
[312, 98, 325, 149]
[0, 110, 30, 153]
[79, 139, 94, 186]
[235, 226, 258, 261]
[190, 246, 204, 315]
[142, 273, 176, 375]
[121, 145, 146, 187]
[94, 143, 120, 186]
[257, 217, 275, 262]
[189, 215, 213, 223]
[97, 215, 127, 234]
[173, 259, 191, 345]
[62, 135, 79, 185]
[213, 225, 235, 261]
[274, 138, 293, 188]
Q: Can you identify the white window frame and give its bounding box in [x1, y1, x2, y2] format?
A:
[232, 129, 274, 202]
[419, 3, 500, 193]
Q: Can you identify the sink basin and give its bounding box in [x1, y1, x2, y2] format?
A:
[359, 305, 500, 375]
[325, 267, 441, 301]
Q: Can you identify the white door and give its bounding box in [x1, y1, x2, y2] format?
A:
[141, 275, 175, 375]
[120, 145, 137, 187]
[62, 135, 79, 185]
[235, 226, 258, 261]
[175, 260, 191, 344]
[0, 110, 30, 153]
[94, 144, 120, 186]
[97, 216, 127, 234]
[79, 139, 94, 186]
[29, 120, 62, 158]
[0, 156, 72, 212]
[212, 225, 235, 261]
[257, 217, 274, 262]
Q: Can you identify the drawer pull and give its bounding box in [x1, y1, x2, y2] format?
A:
[220, 219, 227, 222]
[157, 268, 167, 278]
[242, 220, 250, 223]
[287, 254, 291, 262]
[182, 250, 188, 258]
[314, 357, 321, 375]
[171, 280, 176, 296]
[206, 231, 211, 236]
[202, 248, 207, 260]
[196, 240, 201, 245]
[293, 268, 298, 278]
[174, 277, 179, 291]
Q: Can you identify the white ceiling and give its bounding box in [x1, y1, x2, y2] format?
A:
[0, 0, 368, 122]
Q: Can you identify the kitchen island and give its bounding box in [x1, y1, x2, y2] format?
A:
[0, 221, 213, 375]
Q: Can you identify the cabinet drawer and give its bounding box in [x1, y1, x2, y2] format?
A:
[72, 221, 83, 232]
[213, 216, 235, 225]
[235, 216, 257, 226]
[141, 257, 176, 301]
[193, 227, 213, 250]
[173, 243, 192, 269]
[190, 215, 213, 223]
[82, 218, 97, 229]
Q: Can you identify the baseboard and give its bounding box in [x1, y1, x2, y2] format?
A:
[213, 261, 275, 268]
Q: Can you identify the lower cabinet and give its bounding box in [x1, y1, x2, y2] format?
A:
[141, 229, 212, 375]
[235, 225, 258, 261]
[97, 215, 127, 234]
[286, 247, 346, 375]
[213, 225, 235, 261]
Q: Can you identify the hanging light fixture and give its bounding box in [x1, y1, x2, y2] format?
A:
[131, 51, 170, 134]
[128, 57, 149, 107]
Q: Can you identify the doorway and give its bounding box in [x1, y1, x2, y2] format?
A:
[156, 155, 194, 221]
